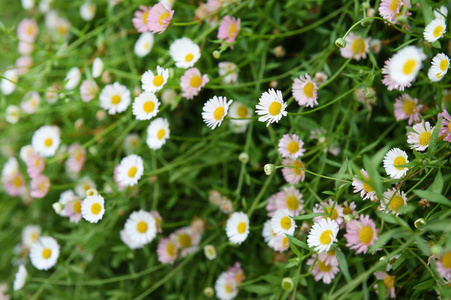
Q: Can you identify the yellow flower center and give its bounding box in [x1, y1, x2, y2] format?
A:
[287, 141, 299, 154]
[285, 195, 299, 211]
[317, 259, 332, 272]
[268, 101, 282, 116]
[57, 25, 68, 36]
[319, 229, 333, 245]
[389, 195, 404, 212]
[42, 248, 52, 259]
[178, 233, 191, 248]
[394, 156, 406, 170]
[40, 181, 46, 191]
[303, 82, 314, 98]
[142, 11, 149, 25]
[75, 151, 83, 162]
[157, 129, 166, 140]
[213, 107, 225, 121]
[143, 101, 155, 113]
[111, 94, 121, 105]
[280, 216, 292, 230]
[325, 207, 338, 221]
[384, 275, 395, 289]
[327, 248, 336, 256]
[358, 226, 374, 244]
[73, 201, 82, 214]
[282, 236, 289, 247]
[433, 26, 444, 38]
[418, 131, 431, 147]
[158, 12, 171, 25]
[31, 232, 39, 242]
[190, 75, 202, 88]
[343, 207, 352, 215]
[237, 106, 248, 118]
[390, 0, 399, 11]
[291, 160, 304, 176]
[228, 23, 238, 38]
[363, 177, 374, 193]
[44, 138, 53, 147]
[225, 284, 233, 294]
[128, 166, 137, 178]
[185, 53, 194, 62]
[27, 25, 34, 36]
[91, 203, 101, 215]
[237, 221, 247, 234]
[351, 38, 365, 54]
[402, 59, 416, 75]
[136, 221, 148, 233]
[440, 59, 449, 71]
[153, 75, 164, 87]
[12, 176, 23, 188]
[167, 242, 176, 256]
[84, 184, 91, 191]
[442, 252, 451, 268]
[403, 100, 415, 115]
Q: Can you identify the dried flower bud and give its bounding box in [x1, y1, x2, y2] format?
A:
[418, 199, 430, 208]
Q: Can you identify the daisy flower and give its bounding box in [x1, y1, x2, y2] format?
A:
[436, 251, 451, 280]
[306, 255, 339, 284]
[62, 198, 83, 224]
[115, 154, 144, 187]
[17, 18, 38, 42]
[340, 32, 370, 61]
[292, 74, 318, 107]
[352, 169, 377, 201]
[65, 143, 86, 174]
[133, 91, 160, 120]
[378, 0, 411, 24]
[271, 209, 297, 236]
[318, 247, 339, 266]
[26, 151, 45, 178]
[393, 94, 422, 125]
[381, 188, 407, 216]
[13, 265, 27, 291]
[218, 62, 239, 84]
[132, 5, 152, 32]
[21, 91, 41, 114]
[157, 238, 178, 264]
[141, 66, 168, 92]
[79, 80, 99, 102]
[313, 199, 344, 225]
[438, 109, 451, 142]
[30, 174, 50, 199]
[267, 186, 304, 217]
[180, 68, 209, 100]
[99, 82, 131, 115]
[120, 229, 141, 249]
[80, 2, 96, 21]
[151, 210, 163, 233]
[202, 96, 232, 130]
[374, 272, 396, 298]
[342, 201, 357, 217]
[262, 219, 277, 249]
[29, 236, 60, 270]
[92, 57, 103, 78]
[1, 161, 26, 197]
[18, 40, 34, 55]
[204, 245, 217, 260]
[16, 55, 33, 75]
[225, 212, 250, 245]
[31, 125, 60, 158]
[215, 272, 238, 300]
[22, 225, 41, 249]
[75, 176, 96, 198]
[169, 37, 201, 69]
[344, 215, 379, 254]
[146, 117, 170, 150]
[383, 148, 409, 179]
[5, 105, 20, 124]
[424, 18, 447, 43]
[81, 194, 105, 223]
[171, 227, 201, 256]
[64, 67, 81, 90]
[407, 121, 434, 151]
[273, 234, 290, 253]
[228, 101, 253, 133]
[256, 88, 287, 126]
[428, 53, 450, 82]
[21, 0, 34, 10]
[147, 3, 174, 34]
[278, 133, 306, 159]
[124, 210, 157, 248]
[381, 46, 426, 91]
[281, 158, 306, 185]
[217, 16, 241, 44]
[307, 218, 339, 253]
[1, 69, 18, 95]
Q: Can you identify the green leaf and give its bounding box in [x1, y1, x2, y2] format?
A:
[414, 235, 431, 256]
[377, 279, 387, 300]
[284, 260, 298, 269]
[335, 158, 349, 189]
[413, 278, 434, 290]
[286, 234, 310, 251]
[292, 212, 325, 221]
[286, 235, 301, 257]
[336, 249, 351, 282]
[241, 284, 275, 295]
[431, 41, 441, 49]
[414, 190, 451, 207]
[369, 228, 401, 253]
[428, 116, 442, 155]
[430, 170, 443, 194]
[420, 0, 433, 23]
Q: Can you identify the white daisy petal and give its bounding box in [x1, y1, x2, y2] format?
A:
[202, 96, 232, 130]
[169, 37, 201, 69]
[424, 18, 447, 43]
[271, 209, 296, 236]
[255, 88, 287, 127]
[141, 65, 169, 92]
[81, 194, 105, 223]
[146, 117, 170, 150]
[225, 212, 249, 245]
[124, 210, 157, 248]
[383, 148, 409, 179]
[31, 125, 61, 158]
[115, 154, 144, 187]
[307, 218, 339, 253]
[99, 82, 131, 115]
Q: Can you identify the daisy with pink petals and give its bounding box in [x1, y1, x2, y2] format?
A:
[278, 133, 306, 159]
[147, 3, 174, 34]
[438, 109, 451, 142]
[292, 74, 318, 107]
[2, 157, 26, 197]
[30, 174, 50, 199]
[62, 198, 83, 224]
[17, 18, 38, 42]
[374, 272, 396, 298]
[275, 186, 304, 216]
[378, 0, 411, 24]
[265, 193, 278, 217]
[180, 68, 209, 100]
[281, 158, 305, 185]
[340, 32, 370, 61]
[435, 251, 451, 280]
[157, 237, 178, 264]
[217, 16, 241, 44]
[318, 247, 339, 266]
[16, 56, 33, 75]
[132, 6, 152, 32]
[273, 235, 290, 253]
[352, 168, 377, 201]
[393, 94, 422, 125]
[80, 80, 99, 103]
[306, 254, 340, 284]
[65, 143, 86, 174]
[26, 151, 45, 178]
[313, 199, 344, 225]
[344, 214, 379, 254]
[342, 201, 357, 217]
[407, 121, 434, 151]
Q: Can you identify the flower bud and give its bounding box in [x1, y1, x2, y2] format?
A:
[281, 277, 294, 292]
[335, 38, 346, 48]
[414, 218, 425, 229]
[52, 202, 64, 215]
[213, 50, 220, 59]
[264, 164, 275, 175]
[395, 14, 408, 25]
[204, 245, 217, 260]
[239, 152, 249, 164]
[204, 287, 214, 298]
[344, 214, 353, 223]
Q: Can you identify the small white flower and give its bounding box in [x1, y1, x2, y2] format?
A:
[120, 229, 142, 249]
[1, 69, 18, 95]
[387, 46, 426, 88]
[218, 62, 239, 84]
[146, 117, 170, 150]
[215, 272, 238, 300]
[5, 105, 20, 124]
[228, 101, 253, 129]
[132, 91, 160, 120]
[202, 96, 233, 130]
[81, 194, 105, 223]
[271, 209, 296, 236]
[99, 82, 131, 115]
[428, 53, 450, 82]
[307, 218, 339, 253]
[29, 236, 60, 270]
[124, 210, 157, 248]
[80, 2, 96, 21]
[64, 67, 81, 90]
[22, 225, 41, 248]
[424, 18, 447, 43]
[134, 32, 155, 57]
[141, 66, 169, 92]
[31, 125, 61, 158]
[381, 188, 407, 216]
[225, 212, 249, 245]
[20, 145, 35, 162]
[383, 148, 409, 179]
[255, 88, 287, 127]
[115, 154, 144, 187]
[92, 57, 103, 78]
[75, 176, 96, 198]
[13, 265, 27, 291]
[407, 121, 434, 151]
[262, 219, 277, 249]
[169, 37, 201, 69]
[21, 0, 34, 9]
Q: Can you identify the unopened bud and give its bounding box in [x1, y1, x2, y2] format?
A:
[239, 152, 249, 164]
[264, 164, 275, 175]
[344, 214, 353, 223]
[281, 277, 294, 292]
[365, 92, 374, 99]
[395, 15, 408, 25]
[335, 38, 347, 48]
[213, 50, 220, 59]
[52, 202, 64, 215]
[379, 256, 387, 262]
[414, 218, 425, 229]
[204, 245, 217, 260]
[204, 287, 214, 298]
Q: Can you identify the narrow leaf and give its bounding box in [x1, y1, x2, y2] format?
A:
[414, 190, 451, 207]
